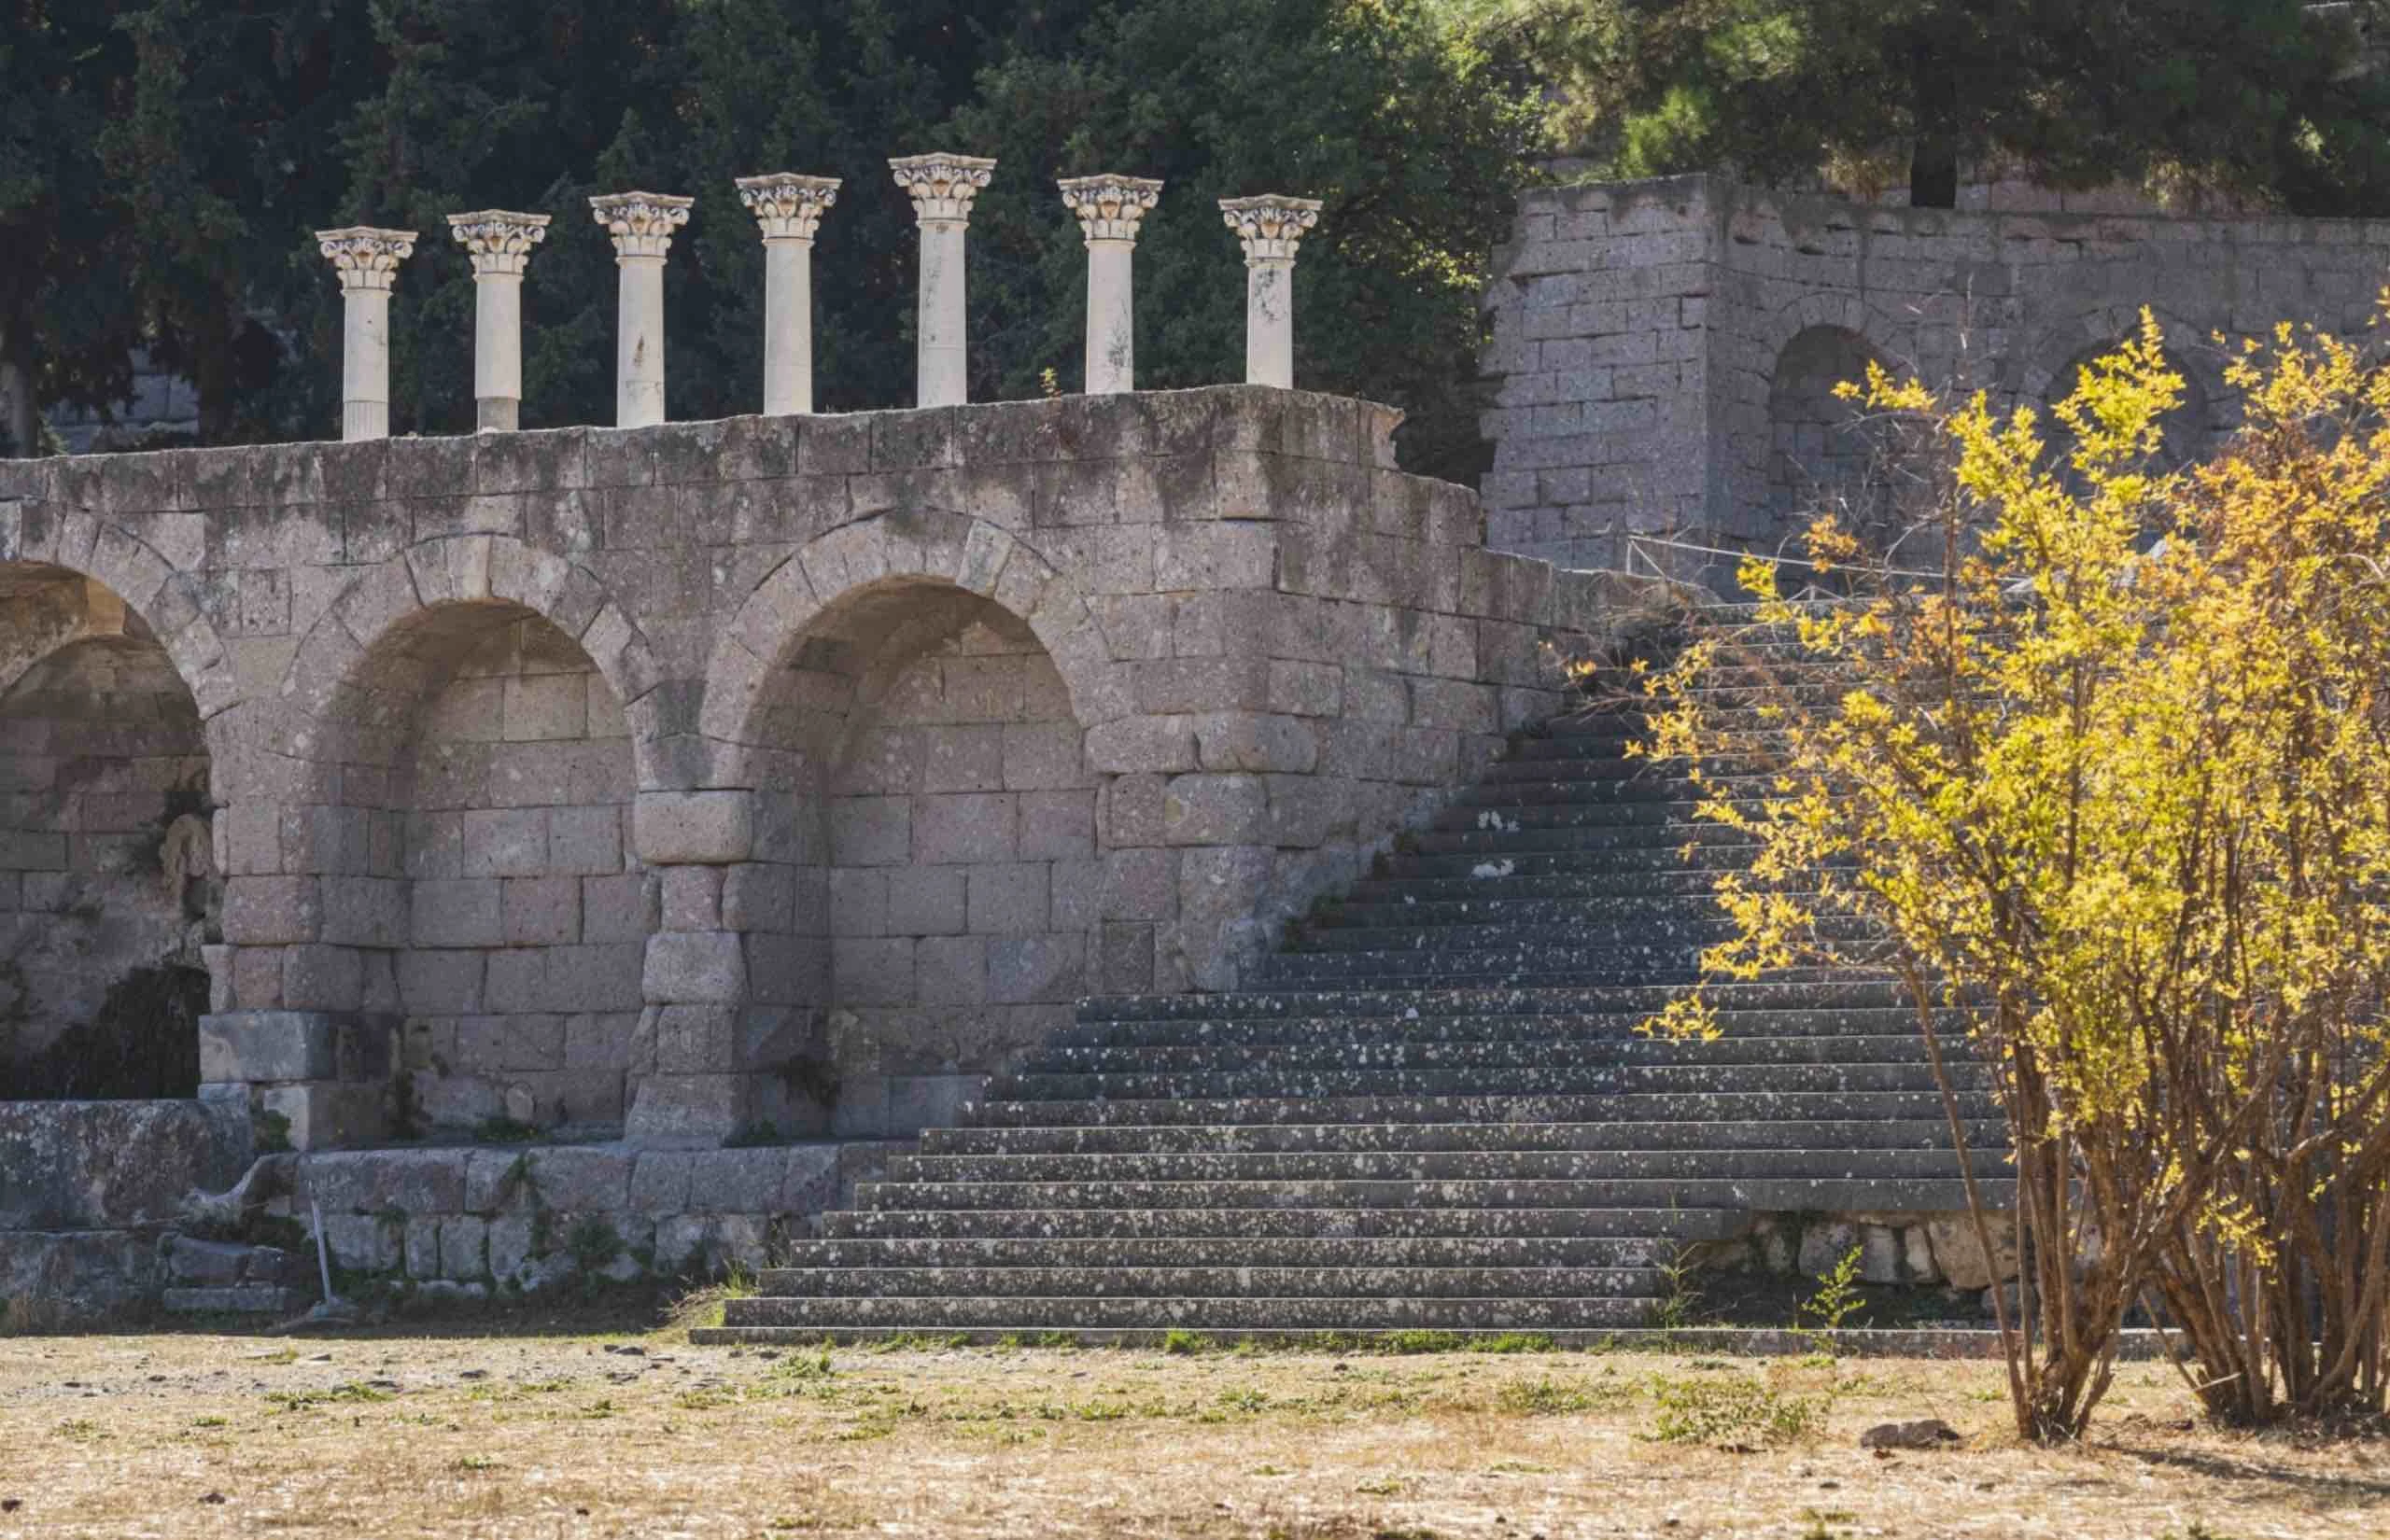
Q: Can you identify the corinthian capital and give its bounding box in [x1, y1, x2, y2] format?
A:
[890, 153, 997, 225]
[1219, 194, 1322, 264]
[735, 173, 841, 243]
[446, 209, 551, 277]
[315, 226, 418, 292]
[1060, 174, 1162, 245]
[588, 192, 694, 260]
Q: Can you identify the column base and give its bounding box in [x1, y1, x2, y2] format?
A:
[475, 397, 520, 432]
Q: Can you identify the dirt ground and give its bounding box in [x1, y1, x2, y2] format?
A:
[2, 1312, 2383, 1539]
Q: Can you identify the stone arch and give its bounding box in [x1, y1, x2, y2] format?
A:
[701, 511, 1124, 1138]
[2018, 304, 2224, 473]
[1762, 323, 1899, 542]
[1724, 294, 1915, 547]
[0, 560, 219, 1097]
[702, 509, 1129, 788]
[270, 536, 668, 799]
[218, 537, 663, 1136]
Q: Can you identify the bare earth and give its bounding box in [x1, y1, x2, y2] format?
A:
[2, 1321, 2383, 1539]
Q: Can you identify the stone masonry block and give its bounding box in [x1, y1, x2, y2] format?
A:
[966, 864, 1048, 934]
[1161, 774, 1271, 846]
[643, 931, 748, 1003]
[633, 791, 755, 865]
[1191, 712, 1318, 774]
[413, 878, 501, 947]
[1084, 715, 1198, 775]
[913, 793, 1017, 864]
[199, 1010, 340, 1084]
[886, 866, 965, 934]
[221, 875, 320, 945]
[503, 876, 583, 945]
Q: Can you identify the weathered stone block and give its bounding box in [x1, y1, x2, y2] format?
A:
[1160, 773, 1270, 846]
[633, 791, 755, 865]
[642, 931, 748, 1003]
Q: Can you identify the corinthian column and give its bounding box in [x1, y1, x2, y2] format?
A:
[587, 192, 694, 428]
[445, 210, 550, 431]
[734, 173, 841, 416]
[1218, 195, 1322, 390]
[315, 227, 418, 441]
[889, 153, 996, 407]
[1060, 175, 1161, 395]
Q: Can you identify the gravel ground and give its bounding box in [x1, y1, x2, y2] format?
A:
[1, 1318, 2383, 1538]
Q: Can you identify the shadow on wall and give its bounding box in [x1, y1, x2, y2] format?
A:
[738, 576, 1095, 1138]
[1, 565, 217, 1099]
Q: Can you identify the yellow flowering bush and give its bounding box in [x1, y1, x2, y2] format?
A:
[1640, 309, 2390, 1436]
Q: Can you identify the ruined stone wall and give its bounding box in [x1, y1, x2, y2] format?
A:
[1, 569, 215, 1082]
[0, 385, 1618, 1149]
[1479, 174, 2390, 571]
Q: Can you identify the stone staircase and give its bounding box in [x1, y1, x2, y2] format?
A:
[695, 627, 2004, 1343]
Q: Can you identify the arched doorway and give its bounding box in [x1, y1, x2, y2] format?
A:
[739, 577, 1096, 1137]
[0, 565, 215, 1098]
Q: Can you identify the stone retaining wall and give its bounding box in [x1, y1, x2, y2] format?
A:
[1479, 173, 2390, 571]
[4, 385, 1626, 1149]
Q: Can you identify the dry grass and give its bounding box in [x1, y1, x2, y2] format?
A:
[1, 1324, 2383, 1538]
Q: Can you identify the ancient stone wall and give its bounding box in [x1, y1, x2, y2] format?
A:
[1, 385, 1618, 1149]
[1479, 174, 2390, 572]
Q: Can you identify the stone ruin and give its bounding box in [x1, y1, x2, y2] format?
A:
[2, 156, 1640, 1318]
[12, 158, 2371, 1332]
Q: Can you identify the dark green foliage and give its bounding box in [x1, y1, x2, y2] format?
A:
[1500, 0, 2390, 213]
[6, 0, 1537, 479]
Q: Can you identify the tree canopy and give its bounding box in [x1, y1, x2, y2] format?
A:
[1490, 0, 2390, 211]
[0, 0, 1539, 476]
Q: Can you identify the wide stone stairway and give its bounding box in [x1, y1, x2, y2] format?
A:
[696, 624, 2007, 1343]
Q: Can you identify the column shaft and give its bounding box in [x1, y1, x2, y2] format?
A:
[1086, 241, 1135, 394]
[1246, 259, 1294, 389]
[473, 272, 523, 431]
[763, 239, 813, 415]
[617, 256, 667, 428]
[341, 287, 392, 441]
[918, 220, 968, 408]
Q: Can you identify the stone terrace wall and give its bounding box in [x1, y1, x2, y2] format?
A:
[1479, 173, 2390, 571]
[1, 385, 1623, 1149]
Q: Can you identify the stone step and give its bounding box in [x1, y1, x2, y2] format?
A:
[922, 1118, 2006, 1156]
[1408, 825, 1755, 856]
[1020, 1034, 1961, 1076]
[1246, 953, 1894, 985]
[1312, 895, 1822, 927]
[1047, 1004, 1970, 1047]
[879, 1147, 2004, 1186]
[1085, 975, 1927, 1020]
[1427, 799, 1785, 832]
[1341, 871, 1758, 901]
[1286, 918, 1881, 952]
[819, 1205, 1752, 1241]
[764, 1234, 1682, 1269]
[961, 1088, 1998, 1129]
[1385, 846, 1768, 878]
[987, 1060, 1989, 1100]
[715, 1295, 1662, 1331]
[852, 1176, 1987, 1212]
[747, 1265, 1664, 1300]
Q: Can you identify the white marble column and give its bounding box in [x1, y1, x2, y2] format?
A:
[1218, 195, 1322, 390]
[587, 192, 694, 428]
[734, 173, 841, 416]
[889, 153, 996, 408]
[314, 227, 418, 441]
[445, 210, 550, 432]
[1060, 175, 1161, 395]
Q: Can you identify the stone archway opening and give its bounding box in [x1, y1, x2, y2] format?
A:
[1765, 324, 1895, 549]
[0, 565, 216, 1099]
[739, 577, 1096, 1138]
[314, 600, 644, 1137]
